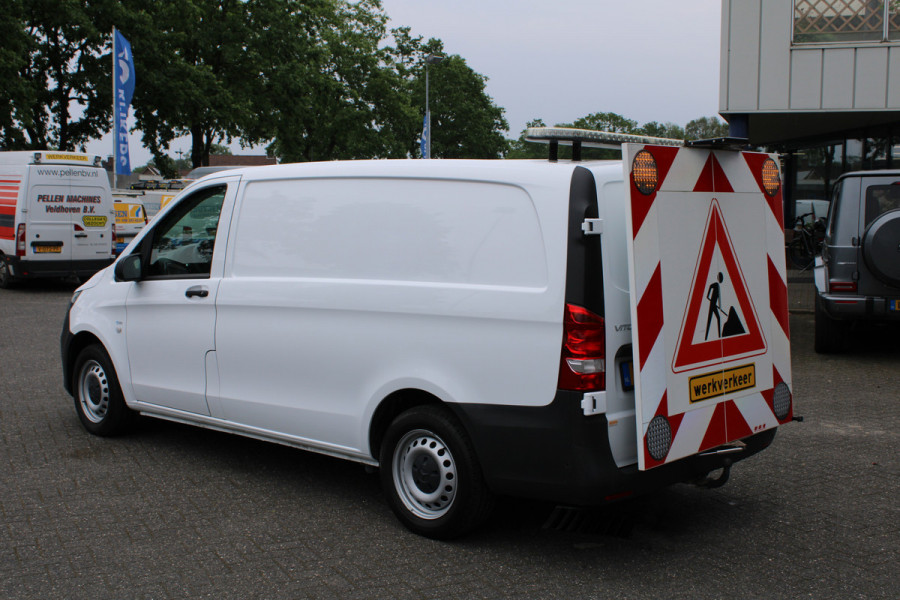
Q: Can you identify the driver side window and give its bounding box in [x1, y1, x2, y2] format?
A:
[145, 185, 226, 279]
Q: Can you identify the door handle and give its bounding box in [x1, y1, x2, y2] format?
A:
[185, 286, 209, 298]
[74, 233, 88, 238]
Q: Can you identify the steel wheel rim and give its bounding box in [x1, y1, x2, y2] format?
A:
[78, 359, 110, 423]
[392, 429, 457, 520]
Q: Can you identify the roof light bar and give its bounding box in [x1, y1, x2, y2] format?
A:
[524, 127, 684, 150]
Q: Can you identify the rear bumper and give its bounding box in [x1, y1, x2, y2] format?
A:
[451, 391, 778, 506]
[817, 292, 900, 321]
[5, 256, 113, 279]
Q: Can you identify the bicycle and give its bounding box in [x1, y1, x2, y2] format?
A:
[787, 212, 825, 270]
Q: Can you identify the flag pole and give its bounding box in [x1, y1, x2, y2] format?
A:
[112, 27, 117, 190]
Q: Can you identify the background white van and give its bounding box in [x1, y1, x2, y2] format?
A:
[0, 151, 115, 287]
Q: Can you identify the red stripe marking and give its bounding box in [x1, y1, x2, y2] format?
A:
[699, 402, 728, 452]
[637, 263, 664, 370]
[768, 256, 790, 339]
[725, 399, 754, 441]
[766, 365, 792, 423]
[630, 145, 680, 237]
[693, 154, 735, 193]
[641, 392, 686, 469]
[743, 153, 784, 229]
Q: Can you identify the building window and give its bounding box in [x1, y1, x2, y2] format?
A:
[793, 0, 895, 43]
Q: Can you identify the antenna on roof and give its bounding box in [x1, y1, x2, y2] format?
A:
[524, 127, 684, 162]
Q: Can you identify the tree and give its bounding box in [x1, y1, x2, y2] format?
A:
[261, 0, 417, 162]
[126, 0, 262, 170]
[1, 0, 124, 150]
[641, 121, 686, 141]
[394, 31, 508, 159]
[685, 116, 729, 140]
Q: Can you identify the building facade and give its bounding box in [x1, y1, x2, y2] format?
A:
[720, 0, 900, 223]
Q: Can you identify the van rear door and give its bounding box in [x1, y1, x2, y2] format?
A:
[623, 143, 793, 470]
[26, 156, 112, 263]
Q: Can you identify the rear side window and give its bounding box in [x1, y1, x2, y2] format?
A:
[231, 178, 548, 288]
[863, 183, 900, 226]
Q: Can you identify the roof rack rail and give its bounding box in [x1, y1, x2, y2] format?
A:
[684, 137, 750, 150]
[524, 127, 683, 162]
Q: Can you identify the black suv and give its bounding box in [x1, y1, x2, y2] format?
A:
[814, 170, 900, 352]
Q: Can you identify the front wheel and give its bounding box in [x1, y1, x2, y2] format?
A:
[72, 344, 136, 436]
[380, 406, 493, 539]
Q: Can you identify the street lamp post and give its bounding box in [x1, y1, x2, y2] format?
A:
[424, 54, 444, 159]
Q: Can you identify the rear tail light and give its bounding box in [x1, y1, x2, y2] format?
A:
[558, 303, 606, 391]
[112, 223, 118, 252]
[829, 280, 857, 293]
[15, 223, 25, 257]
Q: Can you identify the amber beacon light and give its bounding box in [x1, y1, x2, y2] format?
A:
[761, 158, 781, 196]
[632, 150, 658, 195]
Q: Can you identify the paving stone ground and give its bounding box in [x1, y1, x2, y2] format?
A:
[1, 279, 897, 599]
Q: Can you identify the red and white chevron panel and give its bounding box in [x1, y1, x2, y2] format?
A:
[0, 178, 21, 241]
[623, 144, 793, 471]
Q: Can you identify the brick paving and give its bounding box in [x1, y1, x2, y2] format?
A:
[1, 280, 897, 599]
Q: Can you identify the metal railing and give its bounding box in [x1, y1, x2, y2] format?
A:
[793, 0, 900, 43]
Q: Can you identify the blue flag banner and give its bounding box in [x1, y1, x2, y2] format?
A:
[420, 114, 428, 159]
[113, 29, 135, 176]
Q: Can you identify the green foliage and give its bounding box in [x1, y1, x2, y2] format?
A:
[393, 32, 508, 159]
[1, 0, 125, 150]
[685, 116, 730, 140]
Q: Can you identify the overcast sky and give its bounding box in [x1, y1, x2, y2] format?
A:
[89, 0, 724, 166]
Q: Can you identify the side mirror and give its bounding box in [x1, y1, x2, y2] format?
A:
[114, 254, 143, 282]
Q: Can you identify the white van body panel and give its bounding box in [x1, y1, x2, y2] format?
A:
[212, 163, 571, 454]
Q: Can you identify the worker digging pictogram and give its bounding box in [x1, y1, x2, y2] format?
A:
[671, 198, 766, 373]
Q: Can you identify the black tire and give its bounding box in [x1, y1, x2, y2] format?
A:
[814, 292, 848, 354]
[379, 405, 494, 539]
[788, 238, 813, 270]
[0, 255, 15, 289]
[72, 344, 136, 436]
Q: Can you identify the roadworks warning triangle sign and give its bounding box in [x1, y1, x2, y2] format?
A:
[672, 199, 767, 372]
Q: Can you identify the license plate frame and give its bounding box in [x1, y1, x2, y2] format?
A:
[32, 245, 62, 254]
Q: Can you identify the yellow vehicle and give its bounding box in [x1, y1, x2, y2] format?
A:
[113, 199, 148, 255]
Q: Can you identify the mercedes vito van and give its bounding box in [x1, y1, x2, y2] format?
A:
[61, 130, 795, 538]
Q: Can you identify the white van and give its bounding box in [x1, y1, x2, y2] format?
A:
[0, 151, 115, 287]
[61, 130, 795, 538]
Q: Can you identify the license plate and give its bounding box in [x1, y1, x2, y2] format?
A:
[33, 245, 61, 253]
[620, 360, 634, 392]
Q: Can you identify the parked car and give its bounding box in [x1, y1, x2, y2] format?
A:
[112, 199, 148, 255]
[814, 170, 900, 352]
[129, 179, 163, 190]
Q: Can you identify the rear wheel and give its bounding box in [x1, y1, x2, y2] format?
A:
[72, 344, 136, 436]
[380, 405, 493, 539]
[814, 292, 848, 354]
[0, 256, 15, 289]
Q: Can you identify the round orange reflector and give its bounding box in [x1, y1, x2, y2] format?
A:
[762, 158, 780, 196]
[632, 150, 658, 195]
